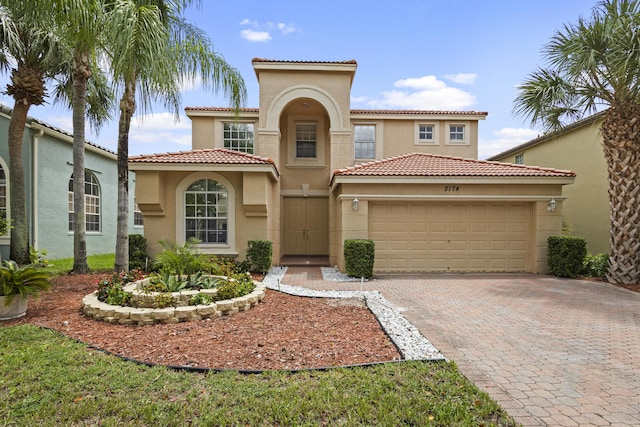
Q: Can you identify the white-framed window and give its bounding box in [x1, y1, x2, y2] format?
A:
[446, 122, 469, 145]
[354, 124, 376, 159]
[184, 178, 228, 244]
[223, 122, 254, 153]
[0, 163, 7, 236]
[296, 122, 317, 158]
[417, 123, 437, 144]
[134, 202, 144, 227]
[68, 170, 101, 232]
[515, 153, 524, 165]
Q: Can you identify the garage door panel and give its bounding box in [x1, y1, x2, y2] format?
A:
[370, 202, 530, 273]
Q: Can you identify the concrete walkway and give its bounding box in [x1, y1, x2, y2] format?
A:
[282, 268, 640, 427]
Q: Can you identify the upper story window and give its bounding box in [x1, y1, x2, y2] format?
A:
[446, 122, 469, 145]
[416, 123, 438, 144]
[184, 179, 227, 244]
[68, 170, 101, 232]
[354, 124, 376, 159]
[515, 153, 524, 165]
[223, 122, 254, 153]
[134, 202, 144, 227]
[296, 123, 317, 158]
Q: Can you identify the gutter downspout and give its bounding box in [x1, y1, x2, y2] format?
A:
[32, 129, 43, 252]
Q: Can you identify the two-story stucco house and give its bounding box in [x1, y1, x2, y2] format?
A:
[0, 104, 143, 260]
[130, 58, 575, 274]
[487, 112, 608, 254]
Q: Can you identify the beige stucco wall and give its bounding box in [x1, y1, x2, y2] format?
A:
[333, 180, 569, 274]
[493, 120, 608, 254]
[134, 169, 276, 261]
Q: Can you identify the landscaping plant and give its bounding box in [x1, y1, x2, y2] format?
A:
[0, 260, 51, 305]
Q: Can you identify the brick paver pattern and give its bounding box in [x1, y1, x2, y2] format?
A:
[283, 268, 640, 427]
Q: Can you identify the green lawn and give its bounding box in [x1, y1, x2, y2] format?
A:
[46, 253, 116, 275]
[0, 326, 518, 426]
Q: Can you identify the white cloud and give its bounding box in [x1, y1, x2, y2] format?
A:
[277, 22, 296, 34]
[367, 75, 477, 110]
[132, 112, 191, 131]
[444, 73, 478, 85]
[241, 29, 271, 42]
[478, 127, 541, 160]
[239, 19, 297, 42]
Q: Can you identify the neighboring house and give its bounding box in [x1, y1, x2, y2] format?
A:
[487, 112, 608, 254]
[0, 104, 143, 260]
[130, 58, 575, 274]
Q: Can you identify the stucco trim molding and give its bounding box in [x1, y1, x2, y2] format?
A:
[174, 172, 236, 254]
[264, 85, 345, 130]
[336, 194, 568, 202]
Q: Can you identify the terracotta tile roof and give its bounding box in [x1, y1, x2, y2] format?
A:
[184, 106, 487, 116]
[334, 153, 576, 178]
[129, 148, 276, 167]
[351, 109, 488, 117]
[185, 107, 259, 113]
[252, 58, 357, 65]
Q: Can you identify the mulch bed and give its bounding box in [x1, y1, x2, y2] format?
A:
[1, 273, 402, 371]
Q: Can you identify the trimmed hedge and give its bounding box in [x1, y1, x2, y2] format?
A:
[344, 239, 375, 279]
[547, 236, 587, 278]
[129, 234, 148, 271]
[583, 253, 609, 278]
[246, 240, 272, 274]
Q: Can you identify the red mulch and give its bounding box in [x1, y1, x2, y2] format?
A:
[1, 274, 401, 371]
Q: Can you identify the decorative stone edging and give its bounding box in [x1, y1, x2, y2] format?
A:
[82, 283, 266, 325]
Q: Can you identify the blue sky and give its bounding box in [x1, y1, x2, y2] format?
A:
[2, 0, 596, 159]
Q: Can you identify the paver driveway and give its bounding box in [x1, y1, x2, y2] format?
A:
[283, 268, 640, 427]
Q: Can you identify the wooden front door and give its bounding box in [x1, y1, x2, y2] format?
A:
[283, 197, 328, 255]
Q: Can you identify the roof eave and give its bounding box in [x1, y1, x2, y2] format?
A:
[129, 162, 279, 180]
[330, 174, 575, 190]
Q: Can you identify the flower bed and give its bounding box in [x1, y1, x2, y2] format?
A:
[82, 272, 265, 325]
[82, 280, 266, 325]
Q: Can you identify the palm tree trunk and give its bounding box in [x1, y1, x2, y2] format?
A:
[114, 80, 136, 272]
[72, 53, 91, 274]
[7, 100, 31, 265]
[601, 104, 640, 285]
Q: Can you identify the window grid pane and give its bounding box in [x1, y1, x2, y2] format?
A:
[68, 171, 101, 232]
[419, 124, 434, 141]
[354, 125, 375, 159]
[450, 125, 465, 141]
[184, 179, 228, 244]
[223, 123, 254, 153]
[296, 123, 317, 158]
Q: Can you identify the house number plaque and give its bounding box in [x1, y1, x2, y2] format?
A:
[444, 185, 460, 192]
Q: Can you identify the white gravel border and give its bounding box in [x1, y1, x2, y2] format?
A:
[263, 267, 445, 361]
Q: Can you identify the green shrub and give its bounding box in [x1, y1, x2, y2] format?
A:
[153, 238, 211, 275]
[190, 292, 214, 305]
[154, 292, 176, 308]
[96, 270, 144, 305]
[344, 239, 375, 279]
[583, 253, 609, 278]
[547, 236, 587, 278]
[129, 234, 148, 271]
[215, 273, 255, 301]
[246, 240, 272, 274]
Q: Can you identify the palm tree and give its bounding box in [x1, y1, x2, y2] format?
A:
[52, 0, 111, 273]
[0, 0, 68, 265]
[513, 0, 640, 285]
[105, 0, 246, 272]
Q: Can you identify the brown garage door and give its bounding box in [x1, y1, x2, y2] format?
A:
[369, 202, 531, 272]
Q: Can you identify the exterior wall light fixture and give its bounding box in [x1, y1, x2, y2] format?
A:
[547, 198, 556, 212]
[352, 197, 359, 211]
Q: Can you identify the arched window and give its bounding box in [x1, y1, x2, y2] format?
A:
[184, 179, 227, 243]
[68, 171, 101, 232]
